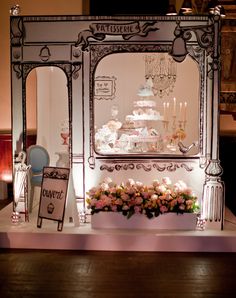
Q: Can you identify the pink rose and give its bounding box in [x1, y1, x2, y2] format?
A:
[160, 205, 168, 213]
[126, 179, 135, 187]
[162, 177, 172, 185]
[135, 181, 143, 188]
[179, 204, 185, 210]
[135, 196, 143, 205]
[134, 206, 141, 213]
[111, 205, 117, 212]
[100, 182, 109, 191]
[122, 205, 129, 211]
[121, 193, 130, 201]
[152, 180, 160, 187]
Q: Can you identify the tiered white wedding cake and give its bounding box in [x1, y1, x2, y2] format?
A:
[95, 79, 164, 153]
[117, 81, 163, 152]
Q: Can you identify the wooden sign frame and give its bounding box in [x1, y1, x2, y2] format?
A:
[37, 166, 70, 231]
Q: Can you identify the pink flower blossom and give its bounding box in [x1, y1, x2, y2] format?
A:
[179, 204, 185, 210]
[135, 196, 143, 205]
[126, 187, 135, 195]
[177, 197, 185, 204]
[126, 179, 135, 187]
[134, 206, 141, 213]
[122, 205, 129, 211]
[141, 191, 149, 199]
[87, 187, 97, 196]
[151, 194, 158, 201]
[103, 177, 113, 184]
[170, 199, 177, 207]
[152, 179, 160, 187]
[111, 205, 117, 212]
[100, 182, 109, 191]
[162, 177, 172, 185]
[87, 178, 199, 219]
[160, 205, 168, 213]
[95, 200, 105, 209]
[115, 198, 123, 205]
[135, 181, 143, 188]
[121, 193, 130, 201]
[90, 198, 98, 206]
[156, 185, 166, 194]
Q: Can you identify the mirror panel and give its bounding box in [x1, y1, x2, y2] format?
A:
[94, 52, 199, 155]
[26, 69, 37, 148]
[26, 66, 69, 166]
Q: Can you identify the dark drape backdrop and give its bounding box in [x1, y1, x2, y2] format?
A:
[90, 0, 169, 15]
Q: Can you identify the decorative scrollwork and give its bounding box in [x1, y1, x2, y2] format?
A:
[100, 163, 135, 172]
[220, 92, 236, 104]
[180, 163, 194, 171]
[136, 163, 152, 171]
[90, 44, 171, 72]
[43, 169, 69, 180]
[12, 49, 21, 60]
[205, 159, 223, 177]
[166, 163, 180, 172]
[152, 163, 166, 171]
[13, 63, 22, 79]
[174, 20, 214, 56]
[10, 17, 23, 46]
[71, 63, 82, 80]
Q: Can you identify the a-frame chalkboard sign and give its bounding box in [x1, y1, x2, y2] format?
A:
[37, 167, 70, 231]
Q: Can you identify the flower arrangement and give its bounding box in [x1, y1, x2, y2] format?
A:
[86, 177, 199, 220]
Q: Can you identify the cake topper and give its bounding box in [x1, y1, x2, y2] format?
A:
[137, 78, 154, 97]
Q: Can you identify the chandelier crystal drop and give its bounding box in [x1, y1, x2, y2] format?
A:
[144, 54, 177, 98]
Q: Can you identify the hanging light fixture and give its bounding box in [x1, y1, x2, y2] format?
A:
[180, 0, 193, 15]
[215, 5, 226, 18]
[166, 4, 177, 16]
[144, 54, 177, 98]
[208, 0, 218, 14]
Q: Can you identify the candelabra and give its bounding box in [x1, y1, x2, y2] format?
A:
[162, 99, 187, 153]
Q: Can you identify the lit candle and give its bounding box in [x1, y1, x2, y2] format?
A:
[163, 102, 166, 121]
[184, 102, 187, 122]
[166, 102, 170, 121]
[173, 97, 176, 117]
[179, 102, 183, 121]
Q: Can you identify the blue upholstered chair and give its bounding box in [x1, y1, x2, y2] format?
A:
[27, 145, 50, 212]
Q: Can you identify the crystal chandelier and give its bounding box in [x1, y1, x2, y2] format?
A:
[144, 53, 177, 98]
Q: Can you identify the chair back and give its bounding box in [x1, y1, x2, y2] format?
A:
[27, 145, 50, 174]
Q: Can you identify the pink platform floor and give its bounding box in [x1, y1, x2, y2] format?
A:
[1, 202, 236, 252]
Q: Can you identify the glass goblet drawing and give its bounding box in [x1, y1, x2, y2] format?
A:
[60, 121, 69, 145]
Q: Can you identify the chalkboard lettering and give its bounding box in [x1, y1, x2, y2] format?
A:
[37, 167, 70, 231]
[42, 189, 64, 200]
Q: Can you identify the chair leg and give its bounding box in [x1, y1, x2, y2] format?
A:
[28, 185, 35, 213]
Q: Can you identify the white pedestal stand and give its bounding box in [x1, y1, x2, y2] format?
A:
[55, 150, 80, 226]
[64, 172, 80, 227]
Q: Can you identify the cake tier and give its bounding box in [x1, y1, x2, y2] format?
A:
[134, 100, 156, 108]
[129, 114, 163, 121]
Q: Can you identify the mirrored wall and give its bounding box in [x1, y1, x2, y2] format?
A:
[26, 66, 69, 166]
[94, 53, 199, 156]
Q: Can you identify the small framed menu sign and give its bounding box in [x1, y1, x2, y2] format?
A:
[37, 166, 70, 231]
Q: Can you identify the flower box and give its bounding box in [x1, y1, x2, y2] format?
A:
[91, 212, 198, 230]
